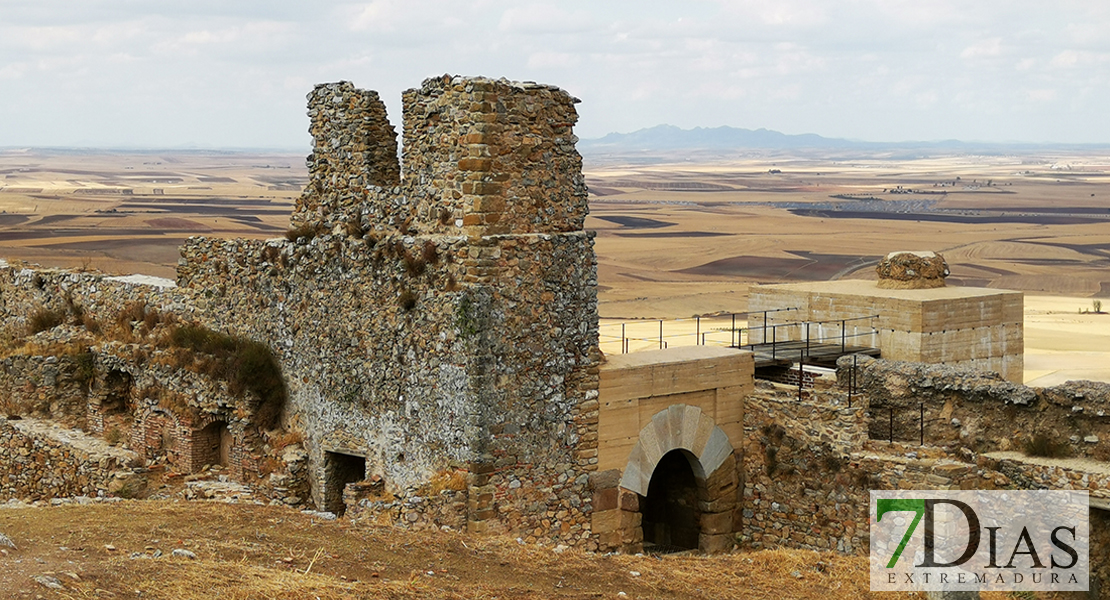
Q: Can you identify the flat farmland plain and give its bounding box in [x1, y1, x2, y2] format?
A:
[585, 153, 1110, 318]
[3, 148, 1110, 384]
[0, 149, 301, 278]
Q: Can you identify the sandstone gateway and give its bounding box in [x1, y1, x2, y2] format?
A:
[0, 76, 1107, 587]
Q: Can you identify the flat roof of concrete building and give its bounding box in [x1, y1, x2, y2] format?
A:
[601, 345, 751, 371]
[753, 279, 1022, 301]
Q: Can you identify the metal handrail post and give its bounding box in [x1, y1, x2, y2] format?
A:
[621, 323, 626, 354]
[696, 316, 701, 345]
[659, 320, 663, 350]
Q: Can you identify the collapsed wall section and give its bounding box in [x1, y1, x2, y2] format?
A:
[0, 417, 139, 501]
[293, 82, 400, 222]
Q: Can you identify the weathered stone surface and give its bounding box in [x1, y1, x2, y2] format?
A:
[875, 251, 949, 289]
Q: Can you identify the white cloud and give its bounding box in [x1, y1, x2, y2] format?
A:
[0, 0, 1108, 145]
[961, 38, 1003, 59]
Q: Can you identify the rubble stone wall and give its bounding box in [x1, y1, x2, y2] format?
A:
[177, 76, 601, 546]
[844, 356, 1110, 459]
[0, 416, 139, 501]
[0, 265, 184, 334]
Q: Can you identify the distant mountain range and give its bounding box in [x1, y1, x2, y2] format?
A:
[577, 124, 1109, 156]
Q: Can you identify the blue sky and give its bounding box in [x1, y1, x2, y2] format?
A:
[1, 0, 1108, 148]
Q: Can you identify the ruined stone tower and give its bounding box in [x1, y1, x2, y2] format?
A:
[177, 75, 602, 543]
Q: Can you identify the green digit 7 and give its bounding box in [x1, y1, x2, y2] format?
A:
[876, 498, 925, 568]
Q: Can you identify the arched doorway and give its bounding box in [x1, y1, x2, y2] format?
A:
[642, 449, 702, 551]
[614, 404, 739, 554]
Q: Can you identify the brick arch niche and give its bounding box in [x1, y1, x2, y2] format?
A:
[611, 404, 740, 554]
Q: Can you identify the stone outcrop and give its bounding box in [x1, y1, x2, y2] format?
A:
[875, 250, 949, 289]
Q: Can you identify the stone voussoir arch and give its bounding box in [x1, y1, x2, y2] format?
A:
[619, 403, 734, 495]
[616, 403, 740, 554]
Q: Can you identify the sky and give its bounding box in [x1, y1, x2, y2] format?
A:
[1, 0, 1108, 149]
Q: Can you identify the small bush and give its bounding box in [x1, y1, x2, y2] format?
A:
[105, 426, 124, 446]
[399, 290, 418, 311]
[344, 218, 365, 238]
[402, 250, 426, 276]
[1023, 433, 1071, 458]
[421, 241, 439, 265]
[166, 324, 286, 429]
[285, 223, 321, 243]
[269, 429, 304, 451]
[82, 313, 102, 334]
[73, 349, 96, 389]
[27, 307, 66, 335]
[1095, 299, 1104, 314]
[445, 274, 460, 292]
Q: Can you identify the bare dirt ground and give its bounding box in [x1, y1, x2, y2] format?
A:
[0, 500, 1078, 600]
[0, 500, 881, 600]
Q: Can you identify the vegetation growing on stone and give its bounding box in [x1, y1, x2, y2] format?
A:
[26, 306, 66, 335]
[285, 222, 323, 243]
[1022, 432, 1071, 458]
[165, 324, 286, 428]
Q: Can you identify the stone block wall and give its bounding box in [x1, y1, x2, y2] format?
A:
[0, 417, 139, 501]
[844, 357, 1110, 458]
[748, 280, 1023, 382]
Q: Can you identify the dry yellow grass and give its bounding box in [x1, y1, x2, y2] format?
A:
[0, 500, 920, 600]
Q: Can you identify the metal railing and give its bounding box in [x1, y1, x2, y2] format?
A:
[741, 315, 880, 360]
[598, 308, 800, 354]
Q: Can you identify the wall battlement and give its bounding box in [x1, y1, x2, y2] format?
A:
[292, 76, 587, 238]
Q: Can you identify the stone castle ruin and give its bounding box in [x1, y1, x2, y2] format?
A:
[0, 75, 1107, 588]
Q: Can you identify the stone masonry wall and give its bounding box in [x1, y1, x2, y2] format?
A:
[293, 82, 400, 222]
[402, 76, 588, 237]
[0, 265, 185, 334]
[0, 417, 139, 501]
[176, 76, 601, 547]
[844, 356, 1110, 459]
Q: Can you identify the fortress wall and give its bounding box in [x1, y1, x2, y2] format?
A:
[0, 354, 90, 423]
[293, 82, 400, 221]
[179, 234, 477, 497]
[401, 76, 588, 237]
[0, 416, 140, 501]
[845, 357, 1110, 460]
[179, 162, 600, 545]
[0, 263, 186, 336]
[457, 232, 600, 541]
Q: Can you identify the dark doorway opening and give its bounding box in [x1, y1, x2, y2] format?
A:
[196, 421, 231, 469]
[641, 449, 701, 552]
[324, 451, 366, 516]
[101, 370, 132, 415]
